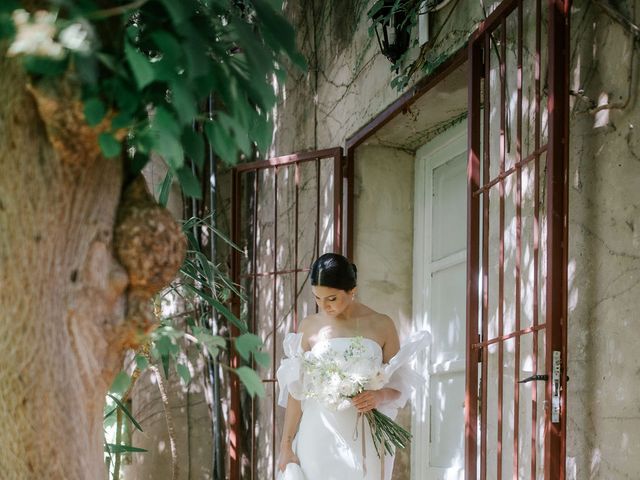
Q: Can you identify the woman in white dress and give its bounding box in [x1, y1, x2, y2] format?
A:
[276, 253, 430, 480]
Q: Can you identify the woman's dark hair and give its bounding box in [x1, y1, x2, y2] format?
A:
[310, 253, 357, 291]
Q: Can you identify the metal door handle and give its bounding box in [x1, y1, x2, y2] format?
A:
[518, 374, 549, 384]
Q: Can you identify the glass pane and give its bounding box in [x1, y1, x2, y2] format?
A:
[429, 370, 465, 468]
[431, 262, 466, 365]
[432, 151, 467, 260]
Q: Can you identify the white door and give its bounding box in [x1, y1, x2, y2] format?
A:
[412, 122, 467, 480]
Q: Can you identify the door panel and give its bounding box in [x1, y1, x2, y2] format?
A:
[413, 122, 467, 480]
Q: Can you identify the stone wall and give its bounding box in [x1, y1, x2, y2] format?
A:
[566, 1, 640, 478]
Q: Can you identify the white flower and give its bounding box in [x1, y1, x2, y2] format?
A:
[59, 22, 91, 53]
[364, 370, 389, 391]
[7, 9, 64, 58]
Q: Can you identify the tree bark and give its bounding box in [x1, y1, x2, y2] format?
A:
[0, 54, 182, 478]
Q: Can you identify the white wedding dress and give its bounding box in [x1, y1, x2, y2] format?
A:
[276, 332, 430, 480]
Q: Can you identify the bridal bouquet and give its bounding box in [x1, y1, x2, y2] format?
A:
[301, 337, 412, 457]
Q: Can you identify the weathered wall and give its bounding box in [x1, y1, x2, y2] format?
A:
[354, 146, 415, 479]
[566, 1, 640, 478]
[275, 0, 497, 154]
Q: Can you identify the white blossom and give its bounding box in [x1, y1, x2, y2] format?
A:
[59, 22, 91, 53]
[7, 9, 64, 58]
[302, 337, 386, 411]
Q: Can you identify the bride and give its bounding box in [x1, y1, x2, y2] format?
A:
[276, 253, 430, 480]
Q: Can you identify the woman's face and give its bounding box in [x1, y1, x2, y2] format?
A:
[312, 285, 354, 317]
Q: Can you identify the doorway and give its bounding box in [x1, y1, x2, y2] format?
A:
[412, 121, 467, 480]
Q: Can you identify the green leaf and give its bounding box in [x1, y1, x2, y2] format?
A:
[235, 333, 263, 362]
[158, 170, 173, 207]
[151, 31, 183, 64]
[0, 15, 16, 40]
[152, 106, 181, 137]
[0, 1, 20, 14]
[154, 133, 184, 170]
[181, 283, 247, 333]
[193, 329, 226, 356]
[22, 56, 68, 76]
[253, 351, 271, 368]
[125, 41, 155, 89]
[181, 129, 205, 170]
[109, 371, 132, 397]
[111, 111, 134, 130]
[159, 0, 188, 25]
[135, 355, 149, 372]
[171, 82, 197, 125]
[155, 334, 176, 357]
[235, 366, 265, 398]
[176, 363, 191, 384]
[193, 251, 213, 283]
[105, 443, 148, 454]
[161, 354, 171, 379]
[83, 98, 106, 126]
[176, 166, 202, 199]
[104, 406, 117, 421]
[219, 112, 252, 157]
[204, 120, 237, 165]
[253, 0, 304, 68]
[107, 393, 144, 432]
[251, 117, 273, 155]
[98, 132, 121, 158]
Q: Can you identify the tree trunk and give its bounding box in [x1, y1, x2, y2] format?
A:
[0, 55, 140, 478]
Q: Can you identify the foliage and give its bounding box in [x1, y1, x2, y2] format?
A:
[103, 215, 271, 472]
[0, 0, 305, 197]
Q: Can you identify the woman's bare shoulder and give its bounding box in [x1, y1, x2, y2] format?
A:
[359, 305, 395, 329]
[296, 313, 322, 350]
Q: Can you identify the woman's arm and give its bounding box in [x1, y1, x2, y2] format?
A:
[278, 394, 303, 470]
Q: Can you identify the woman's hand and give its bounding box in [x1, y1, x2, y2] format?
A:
[277, 447, 300, 472]
[351, 389, 384, 413]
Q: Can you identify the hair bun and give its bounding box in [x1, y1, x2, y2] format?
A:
[351, 263, 358, 276]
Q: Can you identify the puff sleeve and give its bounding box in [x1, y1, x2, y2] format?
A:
[276, 332, 305, 408]
[377, 330, 431, 418]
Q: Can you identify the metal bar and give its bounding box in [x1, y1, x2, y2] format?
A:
[333, 152, 343, 254]
[272, 167, 279, 480]
[465, 36, 483, 480]
[472, 145, 548, 197]
[345, 149, 355, 260]
[229, 168, 242, 480]
[250, 170, 259, 480]
[316, 159, 321, 262]
[472, 324, 547, 349]
[545, 1, 570, 478]
[532, 0, 542, 475]
[513, 3, 523, 478]
[235, 148, 342, 172]
[239, 268, 312, 280]
[294, 163, 300, 332]
[469, 0, 520, 43]
[497, 19, 507, 480]
[480, 30, 492, 480]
